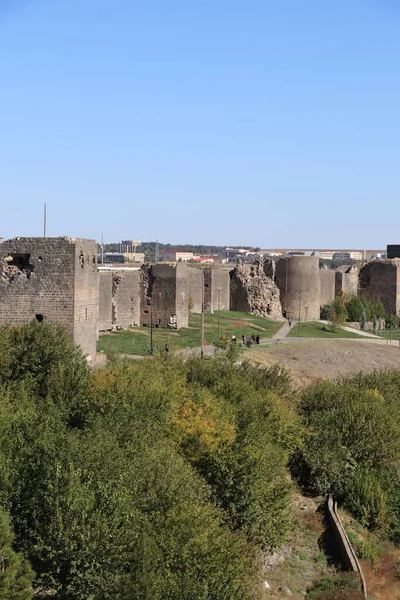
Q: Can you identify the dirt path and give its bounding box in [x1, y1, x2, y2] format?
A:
[247, 338, 400, 387]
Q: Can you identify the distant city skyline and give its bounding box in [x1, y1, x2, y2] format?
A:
[1, 0, 400, 247]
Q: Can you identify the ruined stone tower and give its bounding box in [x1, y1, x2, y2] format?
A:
[0, 237, 98, 361]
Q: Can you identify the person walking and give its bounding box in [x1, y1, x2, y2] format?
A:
[256, 334, 260, 344]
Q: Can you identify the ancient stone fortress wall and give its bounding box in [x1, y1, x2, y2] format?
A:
[358, 260, 400, 315]
[186, 266, 230, 314]
[98, 271, 113, 331]
[140, 263, 189, 329]
[230, 257, 283, 320]
[73, 239, 99, 361]
[211, 268, 230, 312]
[0, 237, 98, 362]
[275, 255, 320, 320]
[112, 270, 140, 329]
[187, 267, 203, 313]
[335, 265, 359, 297]
[319, 268, 335, 307]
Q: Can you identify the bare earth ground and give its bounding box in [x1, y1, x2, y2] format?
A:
[247, 339, 400, 387]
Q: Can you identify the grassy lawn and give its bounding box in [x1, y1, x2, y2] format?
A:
[97, 310, 282, 356]
[373, 329, 400, 340]
[286, 321, 367, 338]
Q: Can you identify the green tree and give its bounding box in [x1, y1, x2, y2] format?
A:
[0, 507, 34, 600]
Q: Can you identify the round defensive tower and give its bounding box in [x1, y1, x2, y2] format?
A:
[275, 256, 321, 320]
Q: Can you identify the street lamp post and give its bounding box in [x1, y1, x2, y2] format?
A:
[217, 289, 221, 341]
[201, 274, 205, 359]
[150, 302, 153, 355]
[297, 290, 302, 337]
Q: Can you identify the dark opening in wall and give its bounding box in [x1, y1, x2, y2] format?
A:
[6, 254, 34, 272]
[35, 314, 44, 323]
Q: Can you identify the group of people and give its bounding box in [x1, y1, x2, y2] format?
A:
[231, 333, 261, 347]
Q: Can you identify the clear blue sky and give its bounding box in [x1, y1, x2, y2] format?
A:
[1, 0, 399, 248]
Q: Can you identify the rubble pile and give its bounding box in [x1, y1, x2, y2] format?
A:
[230, 257, 284, 320]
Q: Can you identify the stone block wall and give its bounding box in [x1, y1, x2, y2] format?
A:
[211, 268, 230, 312]
[98, 271, 113, 331]
[0, 237, 98, 361]
[187, 266, 203, 313]
[275, 256, 320, 320]
[335, 265, 359, 297]
[359, 260, 400, 315]
[319, 268, 335, 307]
[140, 263, 189, 329]
[112, 270, 140, 329]
[73, 239, 99, 361]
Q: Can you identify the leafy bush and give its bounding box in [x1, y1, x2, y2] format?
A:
[295, 372, 400, 540]
[306, 573, 363, 599]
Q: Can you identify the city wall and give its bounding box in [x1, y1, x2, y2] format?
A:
[98, 271, 113, 331]
[112, 270, 141, 329]
[319, 268, 335, 307]
[3, 237, 400, 363]
[275, 256, 320, 320]
[0, 237, 98, 361]
[140, 263, 189, 329]
[335, 265, 359, 297]
[358, 260, 400, 315]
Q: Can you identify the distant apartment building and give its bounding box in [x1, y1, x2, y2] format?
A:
[123, 252, 145, 263]
[286, 250, 314, 257]
[333, 251, 363, 261]
[193, 256, 214, 263]
[257, 250, 282, 257]
[225, 247, 251, 260]
[313, 251, 335, 260]
[161, 249, 194, 262]
[100, 252, 125, 264]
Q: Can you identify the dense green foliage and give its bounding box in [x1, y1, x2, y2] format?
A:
[1, 321, 400, 598]
[321, 294, 386, 325]
[294, 371, 400, 542]
[0, 322, 301, 599]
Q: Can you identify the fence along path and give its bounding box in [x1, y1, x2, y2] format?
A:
[327, 495, 368, 599]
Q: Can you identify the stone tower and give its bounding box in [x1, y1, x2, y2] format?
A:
[0, 237, 98, 361]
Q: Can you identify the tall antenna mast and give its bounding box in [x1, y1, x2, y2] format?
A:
[43, 203, 47, 237]
[101, 231, 104, 266]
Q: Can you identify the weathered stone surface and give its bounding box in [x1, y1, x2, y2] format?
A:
[230, 257, 284, 320]
[140, 262, 188, 329]
[0, 237, 98, 362]
[359, 260, 400, 315]
[335, 264, 359, 296]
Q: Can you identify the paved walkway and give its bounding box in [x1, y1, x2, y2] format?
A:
[271, 321, 292, 340]
[318, 320, 382, 339]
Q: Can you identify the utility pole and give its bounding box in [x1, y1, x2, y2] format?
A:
[101, 231, 104, 266]
[150, 301, 153, 355]
[297, 290, 302, 337]
[201, 272, 205, 359]
[217, 289, 221, 341]
[43, 203, 47, 237]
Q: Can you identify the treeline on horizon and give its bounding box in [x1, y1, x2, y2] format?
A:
[0, 322, 399, 599]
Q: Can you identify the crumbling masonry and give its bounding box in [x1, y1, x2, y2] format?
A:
[1, 237, 399, 363]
